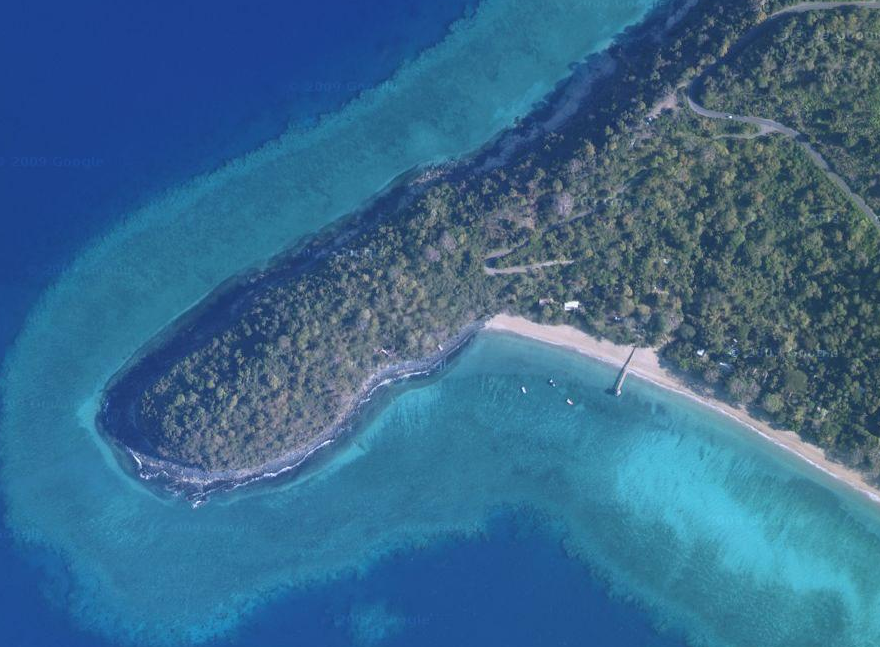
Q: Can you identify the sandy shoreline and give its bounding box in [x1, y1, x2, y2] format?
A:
[486, 314, 880, 506]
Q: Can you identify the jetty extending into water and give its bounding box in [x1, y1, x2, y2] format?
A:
[613, 347, 637, 397]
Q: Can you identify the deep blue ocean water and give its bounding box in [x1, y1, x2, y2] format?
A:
[214, 511, 686, 647]
[0, 1, 695, 646]
[0, 0, 472, 350]
[0, 503, 689, 647]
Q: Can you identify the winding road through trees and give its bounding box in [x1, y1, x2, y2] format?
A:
[685, 1, 880, 230]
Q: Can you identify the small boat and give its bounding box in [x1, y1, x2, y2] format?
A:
[521, 386, 527, 394]
[566, 398, 574, 406]
[548, 378, 556, 387]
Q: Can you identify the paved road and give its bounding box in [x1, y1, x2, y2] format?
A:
[685, 1, 880, 230]
[774, 1, 880, 16]
[686, 96, 798, 137]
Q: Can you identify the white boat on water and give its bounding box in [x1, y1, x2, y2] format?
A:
[566, 398, 574, 406]
[521, 386, 527, 394]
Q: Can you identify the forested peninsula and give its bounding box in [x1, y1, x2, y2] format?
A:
[99, 0, 880, 494]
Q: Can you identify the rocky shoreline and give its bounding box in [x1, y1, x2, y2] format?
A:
[115, 318, 486, 504]
[96, 0, 702, 502]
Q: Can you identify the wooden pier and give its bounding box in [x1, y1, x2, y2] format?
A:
[613, 347, 637, 397]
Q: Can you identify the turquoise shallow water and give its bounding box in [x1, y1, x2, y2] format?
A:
[0, 0, 662, 643]
[7, 0, 880, 643]
[347, 333, 880, 647]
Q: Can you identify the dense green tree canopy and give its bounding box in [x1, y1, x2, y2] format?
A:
[107, 2, 880, 481]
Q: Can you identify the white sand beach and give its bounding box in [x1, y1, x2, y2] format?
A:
[486, 314, 880, 505]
